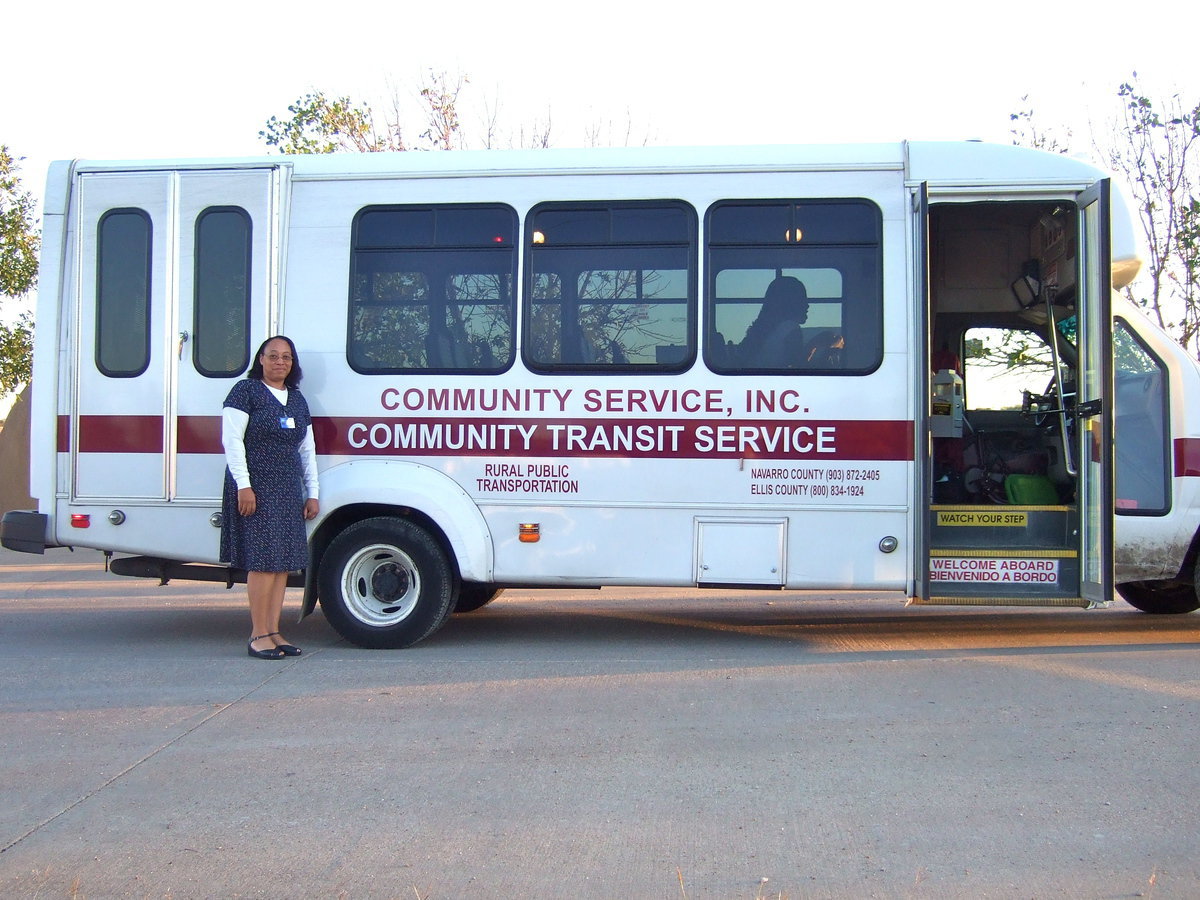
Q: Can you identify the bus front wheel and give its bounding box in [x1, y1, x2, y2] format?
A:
[1116, 576, 1200, 615]
[318, 517, 457, 648]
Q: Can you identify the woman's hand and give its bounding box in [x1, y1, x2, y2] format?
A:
[237, 487, 257, 516]
[304, 498, 320, 521]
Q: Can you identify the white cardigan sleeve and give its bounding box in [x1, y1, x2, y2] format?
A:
[300, 425, 320, 500]
[221, 407, 252, 490]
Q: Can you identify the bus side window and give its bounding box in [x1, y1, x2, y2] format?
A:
[193, 206, 251, 377]
[96, 208, 153, 378]
[524, 202, 696, 371]
[1114, 319, 1170, 514]
[347, 204, 517, 374]
[705, 200, 882, 374]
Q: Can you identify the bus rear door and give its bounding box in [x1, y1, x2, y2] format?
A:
[69, 167, 280, 558]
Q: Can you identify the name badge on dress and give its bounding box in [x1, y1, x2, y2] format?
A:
[280, 417, 296, 429]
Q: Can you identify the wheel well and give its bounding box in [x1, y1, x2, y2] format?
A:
[1114, 523, 1200, 597]
[1171, 522, 1200, 585]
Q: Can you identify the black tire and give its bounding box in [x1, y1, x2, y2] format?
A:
[454, 584, 504, 613]
[318, 517, 457, 648]
[1116, 579, 1200, 615]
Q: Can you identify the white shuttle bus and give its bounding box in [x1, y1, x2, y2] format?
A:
[5, 142, 1200, 647]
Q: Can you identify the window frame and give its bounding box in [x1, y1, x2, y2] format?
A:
[192, 205, 252, 378]
[1113, 316, 1172, 517]
[95, 207, 153, 378]
[704, 198, 884, 376]
[523, 199, 698, 374]
[347, 202, 519, 375]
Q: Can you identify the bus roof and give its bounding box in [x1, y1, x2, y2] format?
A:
[51, 140, 1110, 184]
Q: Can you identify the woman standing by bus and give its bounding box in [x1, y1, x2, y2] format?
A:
[220, 335, 320, 659]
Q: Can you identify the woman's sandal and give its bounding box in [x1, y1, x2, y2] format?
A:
[248, 634, 285, 660]
[268, 632, 302, 656]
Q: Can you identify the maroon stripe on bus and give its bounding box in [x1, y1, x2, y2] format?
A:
[56, 414, 1200, 476]
[313, 416, 915, 461]
[178, 416, 223, 454]
[77, 415, 163, 453]
[64, 414, 917, 462]
[1174, 438, 1200, 477]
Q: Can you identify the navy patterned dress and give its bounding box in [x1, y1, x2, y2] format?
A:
[220, 379, 313, 573]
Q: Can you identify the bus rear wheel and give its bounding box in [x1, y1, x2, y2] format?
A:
[318, 517, 457, 648]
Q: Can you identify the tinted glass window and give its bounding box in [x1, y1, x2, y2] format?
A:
[531, 208, 610, 245]
[96, 209, 152, 377]
[710, 202, 881, 245]
[526, 201, 696, 370]
[706, 200, 882, 374]
[356, 208, 436, 248]
[1114, 319, 1169, 514]
[355, 206, 515, 249]
[349, 205, 517, 373]
[194, 207, 251, 377]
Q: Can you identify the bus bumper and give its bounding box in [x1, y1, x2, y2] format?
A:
[1, 510, 51, 554]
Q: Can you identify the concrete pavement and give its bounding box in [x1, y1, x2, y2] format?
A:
[2, 546, 1199, 898]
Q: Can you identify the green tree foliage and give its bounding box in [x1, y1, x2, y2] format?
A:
[0, 147, 38, 297]
[1009, 96, 1072, 155]
[1012, 78, 1200, 359]
[260, 92, 405, 154]
[0, 146, 38, 394]
[0, 311, 33, 395]
[260, 70, 477, 155]
[261, 69, 569, 156]
[418, 70, 467, 150]
[1097, 76, 1200, 355]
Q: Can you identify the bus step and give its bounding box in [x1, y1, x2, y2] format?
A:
[909, 594, 1094, 608]
[930, 504, 1074, 549]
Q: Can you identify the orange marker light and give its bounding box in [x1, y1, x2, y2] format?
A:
[519, 523, 540, 543]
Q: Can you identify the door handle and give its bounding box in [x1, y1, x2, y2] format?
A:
[177, 331, 189, 360]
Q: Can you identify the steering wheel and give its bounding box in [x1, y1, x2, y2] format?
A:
[1034, 376, 1058, 426]
[1030, 374, 1076, 424]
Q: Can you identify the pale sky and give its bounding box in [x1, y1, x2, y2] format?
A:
[5, 0, 1198, 191]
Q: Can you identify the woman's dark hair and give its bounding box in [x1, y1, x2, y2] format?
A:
[248, 335, 303, 388]
[742, 276, 809, 346]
